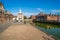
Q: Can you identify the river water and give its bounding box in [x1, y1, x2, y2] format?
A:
[35, 23, 60, 40]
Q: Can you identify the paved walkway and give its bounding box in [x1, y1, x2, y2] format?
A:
[0, 23, 55, 40]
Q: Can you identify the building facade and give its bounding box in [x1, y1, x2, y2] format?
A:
[5, 11, 14, 21]
[30, 15, 36, 22]
[0, 2, 14, 23]
[57, 16, 60, 23]
[0, 2, 6, 23]
[17, 9, 24, 22]
[36, 13, 46, 22]
[30, 15, 36, 20]
[0, 2, 4, 14]
[46, 15, 58, 22]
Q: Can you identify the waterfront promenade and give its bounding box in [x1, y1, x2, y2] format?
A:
[0, 22, 55, 40]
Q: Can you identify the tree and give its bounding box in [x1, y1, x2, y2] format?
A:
[24, 16, 27, 19]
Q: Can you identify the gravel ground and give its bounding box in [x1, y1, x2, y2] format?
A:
[0, 23, 55, 40]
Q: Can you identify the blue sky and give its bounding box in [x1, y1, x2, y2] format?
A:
[0, 0, 60, 16]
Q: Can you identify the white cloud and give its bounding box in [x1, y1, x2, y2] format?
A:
[37, 8, 45, 12]
[51, 9, 60, 12]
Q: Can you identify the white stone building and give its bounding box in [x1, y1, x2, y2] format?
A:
[17, 9, 24, 22]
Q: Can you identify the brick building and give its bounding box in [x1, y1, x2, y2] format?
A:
[57, 15, 60, 23]
[30, 15, 36, 20]
[0, 2, 14, 23]
[30, 15, 36, 22]
[36, 13, 46, 22]
[0, 2, 6, 23]
[5, 11, 14, 21]
[0, 2, 4, 14]
[46, 15, 58, 22]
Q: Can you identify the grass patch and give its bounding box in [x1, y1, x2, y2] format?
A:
[33, 21, 60, 28]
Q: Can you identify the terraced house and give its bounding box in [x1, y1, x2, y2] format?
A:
[31, 12, 60, 24]
[46, 14, 58, 22]
[36, 12, 47, 22]
[0, 2, 14, 23]
[0, 2, 6, 23]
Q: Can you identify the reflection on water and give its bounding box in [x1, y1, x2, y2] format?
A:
[35, 23, 60, 40]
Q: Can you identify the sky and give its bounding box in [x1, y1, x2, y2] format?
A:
[0, 0, 60, 16]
